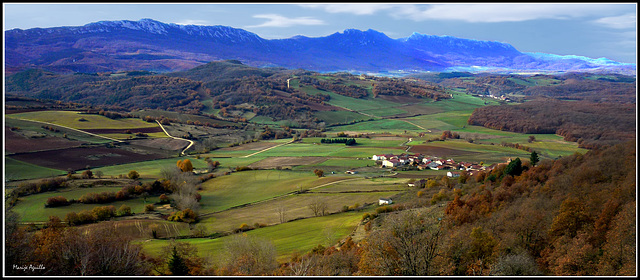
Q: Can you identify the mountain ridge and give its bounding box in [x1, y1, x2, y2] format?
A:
[4, 18, 636, 75]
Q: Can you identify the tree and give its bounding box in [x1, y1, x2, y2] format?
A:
[358, 211, 441, 275]
[117, 205, 132, 216]
[221, 234, 277, 275]
[504, 158, 523, 176]
[276, 205, 287, 223]
[528, 135, 536, 143]
[128, 170, 140, 180]
[313, 169, 324, 178]
[81, 170, 94, 179]
[529, 151, 539, 167]
[177, 159, 194, 173]
[308, 197, 329, 217]
[168, 246, 190, 276]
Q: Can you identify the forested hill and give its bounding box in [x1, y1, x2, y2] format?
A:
[4, 60, 450, 125]
[467, 98, 636, 149]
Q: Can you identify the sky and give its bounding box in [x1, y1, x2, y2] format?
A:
[2, 2, 637, 63]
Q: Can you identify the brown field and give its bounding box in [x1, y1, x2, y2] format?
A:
[371, 136, 407, 141]
[408, 145, 482, 158]
[248, 157, 328, 169]
[9, 146, 167, 171]
[5, 127, 86, 154]
[78, 219, 191, 240]
[82, 127, 163, 134]
[129, 138, 189, 151]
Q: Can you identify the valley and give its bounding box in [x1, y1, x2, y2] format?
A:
[4, 61, 635, 276]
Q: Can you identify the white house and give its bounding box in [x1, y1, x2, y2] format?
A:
[379, 198, 393, 205]
[447, 171, 461, 177]
[382, 159, 400, 168]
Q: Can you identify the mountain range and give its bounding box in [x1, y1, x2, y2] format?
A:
[4, 18, 636, 75]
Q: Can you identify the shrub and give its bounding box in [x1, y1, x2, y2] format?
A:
[117, 205, 132, 216]
[81, 170, 93, 179]
[128, 170, 140, 180]
[375, 205, 394, 214]
[144, 204, 155, 212]
[45, 196, 70, 207]
[92, 205, 116, 221]
[167, 208, 198, 223]
[235, 166, 252, 172]
[65, 212, 80, 226]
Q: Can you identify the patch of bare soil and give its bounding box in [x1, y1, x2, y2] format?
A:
[248, 156, 328, 169]
[10, 146, 166, 171]
[5, 126, 86, 154]
[130, 138, 188, 151]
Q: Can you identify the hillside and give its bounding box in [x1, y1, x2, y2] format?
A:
[5, 19, 635, 75]
[4, 61, 452, 127]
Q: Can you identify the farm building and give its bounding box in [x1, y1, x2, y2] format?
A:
[379, 198, 393, 205]
[447, 171, 461, 177]
[382, 159, 400, 168]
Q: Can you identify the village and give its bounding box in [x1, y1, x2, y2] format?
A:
[371, 153, 496, 178]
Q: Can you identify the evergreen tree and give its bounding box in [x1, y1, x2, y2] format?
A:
[530, 151, 539, 167]
[168, 246, 189, 276]
[504, 157, 523, 176]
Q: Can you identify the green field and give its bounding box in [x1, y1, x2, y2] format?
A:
[198, 190, 398, 234]
[198, 170, 340, 213]
[8, 110, 160, 130]
[5, 117, 113, 144]
[141, 210, 365, 262]
[313, 110, 372, 126]
[329, 119, 421, 133]
[11, 186, 153, 222]
[5, 157, 66, 181]
[92, 157, 209, 179]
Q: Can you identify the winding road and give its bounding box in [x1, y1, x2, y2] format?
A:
[155, 120, 194, 156]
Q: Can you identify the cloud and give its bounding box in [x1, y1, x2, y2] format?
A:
[393, 4, 620, 23]
[302, 3, 634, 24]
[299, 4, 395, 15]
[592, 13, 637, 29]
[247, 14, 325, 28]
[174, 19, 210, 26]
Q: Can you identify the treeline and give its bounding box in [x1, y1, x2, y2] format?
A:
[468, 98, 636, 149]
[320, 138, 357, 145]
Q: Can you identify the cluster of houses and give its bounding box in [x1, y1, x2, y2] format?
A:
[372, 153, 492, 177]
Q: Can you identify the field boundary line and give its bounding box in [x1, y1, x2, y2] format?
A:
[155, 120, 194, 155]
[11, 117, 124, 142]
[241, 139, 295, 158]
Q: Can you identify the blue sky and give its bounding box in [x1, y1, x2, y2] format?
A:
[3, 3, 637, 63]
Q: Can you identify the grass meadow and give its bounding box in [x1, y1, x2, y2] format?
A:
[5, 157, 66, 181]
[141, 209, 366, 262]
[8, 110, 159, 130]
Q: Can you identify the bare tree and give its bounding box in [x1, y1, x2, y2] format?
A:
[221, 234, 277, 275]
[308, 197, 329, 217]
[276, 205, 287, 224]
[359, 210, 442, 275]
